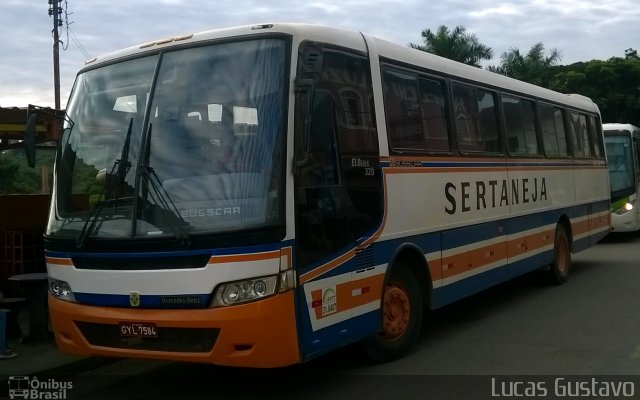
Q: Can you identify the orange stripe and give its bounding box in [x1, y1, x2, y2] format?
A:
[428, 258, 442, 282]
[468, 242, 507, 271]
[385, 165, 606, 174]
[46, 257, 73, 266]
[441, 252, 470, 279]
[281, 247, 293, 270]
[384, 155, 606, 166]
[311, 273, 386, 320]
[387, 156, 507, 163]
[336, 273, 385, 313]
[299, 249, 356, 284]
[525, 228, 555, 251]
[571, 219, 591, 236]
[209, 250, 280, 264]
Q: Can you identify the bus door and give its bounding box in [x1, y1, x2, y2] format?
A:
[293, 43, 382, 360]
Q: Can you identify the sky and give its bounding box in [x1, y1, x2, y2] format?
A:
[1, 0, 639, 109]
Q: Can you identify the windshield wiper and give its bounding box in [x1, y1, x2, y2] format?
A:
[134, 123, 192, 246]
[76, 118, 134, 248]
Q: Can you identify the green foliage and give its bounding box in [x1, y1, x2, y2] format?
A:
[411, 24, 640, 127]
[625, 48, 638, 60]
[409, 25, 493, 67]
[549, 57, 640, 126]
[487, 43, 562, 86]
[0, 148, 55, 195]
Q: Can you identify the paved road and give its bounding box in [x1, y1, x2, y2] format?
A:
[64, 232, 640, 399]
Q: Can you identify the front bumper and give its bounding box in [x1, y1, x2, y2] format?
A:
[49, 290, 300, 368]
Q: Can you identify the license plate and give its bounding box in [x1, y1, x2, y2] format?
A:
[119, 322, 158, 338]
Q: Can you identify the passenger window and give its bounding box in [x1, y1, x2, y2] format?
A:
[588, 115, 604, 159]
[569, 111, 592, 158]
[452, 83, 500, 153]
[540, 104, 568, 157]
[502, 94, 539, 156]
[417, 77, 449, 151]
[382, 70, 424, 152]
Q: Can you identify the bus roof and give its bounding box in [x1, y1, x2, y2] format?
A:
[603, 123, 640, 133]
[80, 22, 599, 114]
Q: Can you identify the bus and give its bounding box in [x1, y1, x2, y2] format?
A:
[38, 23, 610, 368]
[603, 123, 640, 232]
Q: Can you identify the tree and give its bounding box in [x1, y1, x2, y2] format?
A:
[549, 55, 640, 126]
[487, 43, 561, 86]
[409, 25, 493, 67]
[625, 48, 639, 60]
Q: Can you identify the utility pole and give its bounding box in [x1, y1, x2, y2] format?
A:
[49, 0, 63, 110]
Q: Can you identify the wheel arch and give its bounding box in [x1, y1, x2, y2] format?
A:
[386, 243, 432, 310]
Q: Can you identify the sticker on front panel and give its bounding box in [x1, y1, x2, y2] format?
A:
[321, 286, 337, 317]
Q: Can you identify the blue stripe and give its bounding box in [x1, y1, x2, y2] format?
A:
[380, 160, 603, 168]
[46, 242, 286, 260]
[442, 220, 503, 250]
[298, 201, 609, 282]
[46, 249, 213, 259]
[74, 292, 211, 308]
[211, 242, 281, 256]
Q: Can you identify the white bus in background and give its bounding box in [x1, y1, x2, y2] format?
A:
[604, 123, 640, 232]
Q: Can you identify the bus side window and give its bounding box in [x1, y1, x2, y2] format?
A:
[569, 111, 592, 158]
[588, 115, 604, 159]
[502, 94, 539, 156]
[452, 83, 500, 153]
[382, 69, 424, 152]
[418, 77, 449, 152]
[540, 104, 569, 157]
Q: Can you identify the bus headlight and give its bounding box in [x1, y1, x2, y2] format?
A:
[49, 278, 76, 302]
[210, 270, 296, 307]
[615, 201, 635, 214]
[212, 275, 278, 306]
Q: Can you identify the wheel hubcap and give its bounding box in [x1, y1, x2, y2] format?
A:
[382, 284, 410, 341]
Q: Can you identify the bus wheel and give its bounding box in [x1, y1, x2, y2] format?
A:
[362, 264, 423, 363]
[548, 225, 571, 284]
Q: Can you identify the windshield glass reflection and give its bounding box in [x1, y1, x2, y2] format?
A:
[48, 38, 287, 242]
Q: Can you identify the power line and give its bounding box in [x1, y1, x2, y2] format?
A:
[62, 0, 92, 59]
[68, 27, 91, 59]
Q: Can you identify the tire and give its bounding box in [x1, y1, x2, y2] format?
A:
[548, 224, 571, 285]
[361, 264, 423, 363]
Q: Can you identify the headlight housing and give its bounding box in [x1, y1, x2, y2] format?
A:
[49, 278, 76, 302]
[210, 270, 295, 307]
[615, 201, 635, 215]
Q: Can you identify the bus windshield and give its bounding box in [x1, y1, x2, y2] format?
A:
[47, 38, 287, 242]
[605, 133, 635, 198]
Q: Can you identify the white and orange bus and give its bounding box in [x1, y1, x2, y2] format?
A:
[40, 23, 610, 367]
[603, 123, 640, 232]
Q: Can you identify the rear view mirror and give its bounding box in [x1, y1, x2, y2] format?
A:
[24, 114, 37, 168]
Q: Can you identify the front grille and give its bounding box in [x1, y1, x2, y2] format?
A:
[76, 322, 218, 352]
[71, 254, 210, 270]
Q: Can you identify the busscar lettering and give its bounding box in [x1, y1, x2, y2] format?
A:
[181, 207, 241, 218]
[444, 177, 548, 214]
